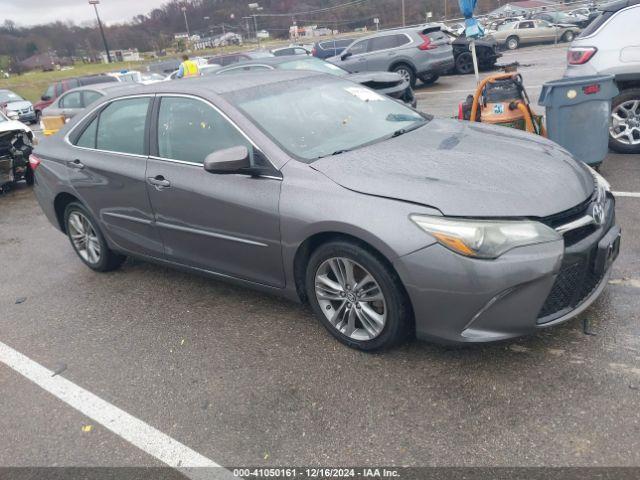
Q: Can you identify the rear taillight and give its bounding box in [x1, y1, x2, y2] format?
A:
[418, 33, 438, 50]
[29, 154, 41, 171]
[567, 47, 597, 65]
[583, 84, 601, 95]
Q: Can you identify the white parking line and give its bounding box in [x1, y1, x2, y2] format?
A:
[614, 191, 640, 198]
[0, 340, 234, 480]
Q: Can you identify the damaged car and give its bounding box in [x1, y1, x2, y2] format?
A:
[33, 72, 620, 351]
[0, 111, 35, 192]
[208, 56, 416, 107]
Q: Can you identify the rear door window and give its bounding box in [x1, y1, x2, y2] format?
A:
[519, 21, 535, 29]
[59, 91, 83, 109]
[368, 35, 400, 52]
[96, 97, 151, 155]
[83, 90, 103, 106]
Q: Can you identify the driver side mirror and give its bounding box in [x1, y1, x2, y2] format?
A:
[341, 51, 352, 60]
[41, 95, 51, 101]
[203, 146, 251, 174]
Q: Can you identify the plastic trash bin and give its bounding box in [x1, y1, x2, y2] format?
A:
[538, 75, 618, 167]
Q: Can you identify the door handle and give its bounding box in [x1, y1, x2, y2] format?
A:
[147, 175, 171, 189]
[68, 159, 84, 169]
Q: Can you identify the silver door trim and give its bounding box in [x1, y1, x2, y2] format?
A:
[155, 221, 269, 247]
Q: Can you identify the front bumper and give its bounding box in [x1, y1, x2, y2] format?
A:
[393, 196, 619, 344]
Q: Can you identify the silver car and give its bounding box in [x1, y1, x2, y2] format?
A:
[42, 83, 137, 121]
[565, 0, 640, 154]
[327, 25, 454, 87]
[491, 19, 580, 50]
[32, 71, 620, 350]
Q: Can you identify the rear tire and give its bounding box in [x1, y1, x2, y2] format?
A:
[418, 73, 440, 85]
[506, 36, 520, 50]
[64, 202, 126, 272]
[305, 240, 412, 351]
[391, 63, 416, 88]
[454, 52, 474, 75]
[25, 166, 34, 186]
[561, 31, 575, 43]
[609, 89, 640, 154]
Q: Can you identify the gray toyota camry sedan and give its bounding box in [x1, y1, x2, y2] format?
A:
[32, 71, 620, 350]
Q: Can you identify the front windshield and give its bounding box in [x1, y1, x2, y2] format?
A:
[278, 58, 348, 77]
[224, 76, 428, 162]
[0, 91, 23, 103]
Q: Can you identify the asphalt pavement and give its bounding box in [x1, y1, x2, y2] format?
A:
[1, 44, 639, 476]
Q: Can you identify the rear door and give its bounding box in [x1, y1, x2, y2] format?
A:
[66, 95, 164, 257]
[517, 21, 536, 44]
[145, 95, 285, 287]
[366, 34, 404, 71]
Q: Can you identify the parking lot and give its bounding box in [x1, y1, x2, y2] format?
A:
[1, 43, 639, 475]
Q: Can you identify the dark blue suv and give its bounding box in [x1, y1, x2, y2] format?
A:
[312, 38, 354, 59]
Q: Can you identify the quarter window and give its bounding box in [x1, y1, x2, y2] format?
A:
[157, 96, 251, 164]
[76, 117, 98, 149]
[96, 97, 150, 155]
[83, 90, 103, 106]
[519, 21, 535, 29]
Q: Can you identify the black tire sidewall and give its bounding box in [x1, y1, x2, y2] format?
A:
[506, 36, 519, 50]
[305, 241, 411, 351]
[64, 202, 118, 272]
[455, 52, 473, 75]
[562, 31, 574, 42]
[609, 89, 640, 154]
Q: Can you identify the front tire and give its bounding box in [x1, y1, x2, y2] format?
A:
[64, 202, 126, 272]
[391, 63, 416, 88]
[305, 240, 412, 351]
[418, 73, 440, 85]
[562, 31, 575, 43]
[506, 36, 520, 50]
[609, 89, 640, 154]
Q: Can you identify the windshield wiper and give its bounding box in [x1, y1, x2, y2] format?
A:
[317, 149, 351, 159]
[391, 121, 426, 138]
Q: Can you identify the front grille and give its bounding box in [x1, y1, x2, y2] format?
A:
[537, 253, 605, 323]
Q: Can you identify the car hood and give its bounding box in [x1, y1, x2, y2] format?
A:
[310, 119, 594, 218]
[4, 100, 32, 111]
[0, 120, 32, 135]
[347, 71, 407, 94]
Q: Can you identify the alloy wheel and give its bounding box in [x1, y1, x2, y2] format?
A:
[610, 100, 640, 146]
[395, 68, 412, 84]
[314, 257, 387, 341]
[68, 211, 101, 264]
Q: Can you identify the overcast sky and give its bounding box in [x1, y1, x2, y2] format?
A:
[1, 0, 163, 26]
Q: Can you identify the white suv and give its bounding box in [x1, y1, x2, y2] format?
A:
[565, 0, 640, 154]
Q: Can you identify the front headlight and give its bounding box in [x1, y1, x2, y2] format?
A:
[587, 165, 610, 200]
[410, 215, 561, 259]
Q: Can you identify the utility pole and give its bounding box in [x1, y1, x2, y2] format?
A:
[401, 0, 406, 26]
[181, 6, 191, 39]
[248, 3, 263, 47]
[444, 0, 448, 20]
[88, 0, 111, 63]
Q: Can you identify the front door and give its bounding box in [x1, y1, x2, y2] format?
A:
[66, 96, 164, 257]
[338, 38, 370, 72]
[145, 95, 285, 288]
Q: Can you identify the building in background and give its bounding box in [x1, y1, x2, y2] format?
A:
[100, 49, 141, 63]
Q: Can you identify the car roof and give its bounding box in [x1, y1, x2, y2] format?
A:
[601, 0, 640, 11]
[220, 56, 318, 67]
[100, 70, 323, 99]
[61, 83, 140, 96]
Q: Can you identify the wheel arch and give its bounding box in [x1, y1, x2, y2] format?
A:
[53, 191, 81, 233]
[292, 230, 405, 304]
